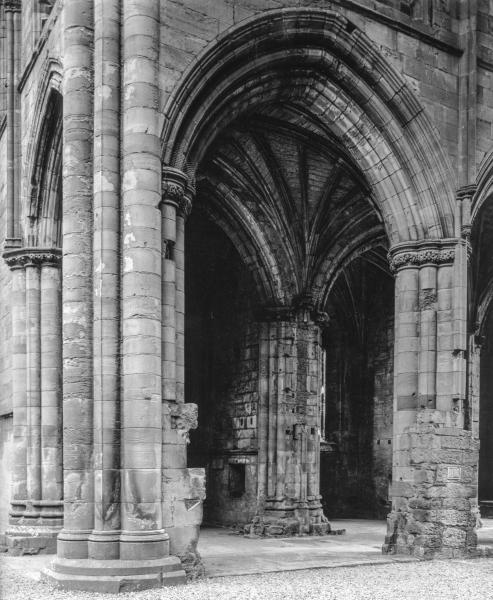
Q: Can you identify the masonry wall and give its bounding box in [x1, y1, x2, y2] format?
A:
[159, 0, 462, 179]
[186, 210, 260, 527]
[477, 0, 493, 169]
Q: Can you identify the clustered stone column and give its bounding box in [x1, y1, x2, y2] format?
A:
[250, 302, 330, 536]
[3, 248, 63, 555]
[384, 238, 478, 558]
[161, 167, 205, 576]
[42, 0, 204, 590]
[46, 0, 187, 591]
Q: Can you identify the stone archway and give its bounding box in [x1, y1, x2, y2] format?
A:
[160, 8, 475, 557]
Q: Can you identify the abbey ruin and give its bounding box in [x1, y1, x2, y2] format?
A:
[0, 0, 492, 592]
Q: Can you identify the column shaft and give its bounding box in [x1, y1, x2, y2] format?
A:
[417, 265, 437, 409]
[25, 263, 41, 507]
[5, 4, 15, 240]
[121, 0, 166, 559]
[5, 2, 21, 242]
[40, 262, 63, 505]
[436, 263, 454, 413]
[90, 0, 121, 560]
[393, 265, 419, 481]
[175, 213, 186, 402]
[58, 0, 94, 559]
[162, 202, 177, 403]
[9, 264, 27, 519]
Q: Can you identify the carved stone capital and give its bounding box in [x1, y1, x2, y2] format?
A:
[162, 166, 196, 218]
[181, 182, 195, 218]
[3, 247, 62, 270]
[456, 184, 476, 201]
[162, 166, 187, 206]
[4, 0, 21, 12]
[388, 239, 457, 273]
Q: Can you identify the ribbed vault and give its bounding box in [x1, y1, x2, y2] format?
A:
[197, 115, 385, 304]
[163, 9, 456, 247]
[196, 115, 386, 308]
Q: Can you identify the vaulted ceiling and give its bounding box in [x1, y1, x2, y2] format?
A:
[196, 115, 389, 309]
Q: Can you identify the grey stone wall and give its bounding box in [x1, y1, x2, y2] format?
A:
[158, 0, 462, 178]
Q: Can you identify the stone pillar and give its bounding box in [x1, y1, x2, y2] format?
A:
[175, 208, 187, 404]
[4, 0, 22, 247]
[40, 258, 63, 517]
[46, 0, 185, 591]
[384, 239, 478, 559]
[120, 0, 165, 563]
[161, 168, 205, 577]
[119, 0, 184, 587]
[250, 304, 330, 536]
[54, 0, 95, 564]
[88, 0, 121, 562]
[25, 259, 42, 509]
[3, 252, 27, 545]
[3, 248, 63, 555]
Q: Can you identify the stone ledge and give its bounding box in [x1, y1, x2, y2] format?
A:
[43, 556, 186, 593]
[4, 528, 59, 556]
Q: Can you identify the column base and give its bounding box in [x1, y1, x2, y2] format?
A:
[4, 525, 60, 555]
[382, 508, 478, 559]
[247, 497, 331, 537]
[383, 416, 479, 559]
[43, 556, 186, 593]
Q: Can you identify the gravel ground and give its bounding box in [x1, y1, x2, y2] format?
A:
[2, 559, 493, 600]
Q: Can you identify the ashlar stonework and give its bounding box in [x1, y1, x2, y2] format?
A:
[0, 0, 492, 593]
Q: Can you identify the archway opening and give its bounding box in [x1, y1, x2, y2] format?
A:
[166, 5, 457, 559]
[479, 309, 493, 516]
[320, 255, 394, 520]
[185, 110, 393, 533]
[472, 197, 493, 518]
[186, 209, 261, 528]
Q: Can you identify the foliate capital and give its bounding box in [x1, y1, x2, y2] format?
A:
[3, 0, 21, 12]
[3, 247, 62, 270]
[161, 166, 194, 216]
[388, 239, 457, 273]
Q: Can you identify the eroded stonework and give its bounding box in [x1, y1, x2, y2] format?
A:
[0, 0, 492, 593]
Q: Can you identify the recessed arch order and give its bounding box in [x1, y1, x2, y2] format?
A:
[161, 8, 456, 302]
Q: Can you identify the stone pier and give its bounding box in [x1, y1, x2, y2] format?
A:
[384, 239, 479, 558]
[250, 303, 330, 536]
[3, 248, 63, 555]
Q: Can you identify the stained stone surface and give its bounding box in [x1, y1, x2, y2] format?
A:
[1, 0, 493, 592]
